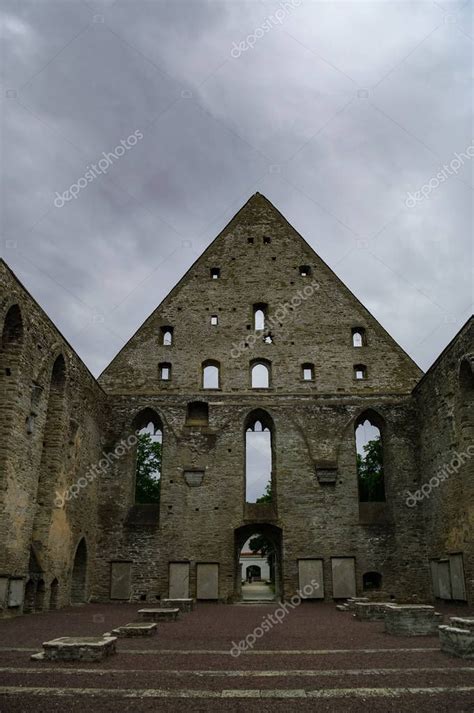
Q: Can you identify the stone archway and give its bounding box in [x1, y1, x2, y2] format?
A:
[234, 523, 283, 601]
[71, 538, 88, 604]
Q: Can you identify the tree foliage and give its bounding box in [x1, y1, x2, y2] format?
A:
[357, 437, 385, 502]
[248, 535, 272, 557]
[256, 480, 272, 503]
[135, 432, 161, 504]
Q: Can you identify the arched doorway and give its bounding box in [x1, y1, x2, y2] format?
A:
[235, 524, 283, 602]
[35, 579, 46, 611]
[24, 580, 35, 613]
[71, 538, 88, 603]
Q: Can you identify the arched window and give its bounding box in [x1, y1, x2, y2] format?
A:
[1, 304, 23, 378]
[354, 364, 367, 380]
[251, 361, 270, 388]
[363, 571, 382, 590]
[2, 304, 23, 349]
[355, 412, 385, 502]
[352, 328, 366, 347]
[253, 304, 267, 331]
[302, 363, 314, 381]
[132, 409, 162, 504]
[202, 360, 220, 389]
[245, 410, 274, 503]
[186, 401, 209, 426]
[161, 327, 173, 346]
[159, 362, 171, 381]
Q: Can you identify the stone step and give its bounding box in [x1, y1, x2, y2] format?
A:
[354, 602, 394, 620]
[110, 622, 157, 637]
[161, 598, 195, 613]
[31, 636, 117, 662]
[138, 608, 180, 622]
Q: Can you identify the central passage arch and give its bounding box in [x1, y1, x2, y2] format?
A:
[234, 523, 283, 601]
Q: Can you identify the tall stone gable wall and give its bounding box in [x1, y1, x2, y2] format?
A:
[95, 194, 429, 603]
[0, 194, 471, 611]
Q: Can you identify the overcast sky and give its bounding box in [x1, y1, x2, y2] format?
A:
[1, 0, 472, 376]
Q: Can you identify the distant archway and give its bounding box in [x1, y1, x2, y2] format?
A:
[71, 538, 88, 603]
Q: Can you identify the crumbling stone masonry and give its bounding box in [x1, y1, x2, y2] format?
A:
[0, 194, 472, 614]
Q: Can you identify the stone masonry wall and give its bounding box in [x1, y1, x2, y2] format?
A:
[0, 260, 108, 613]
[414, 317, 474, 605]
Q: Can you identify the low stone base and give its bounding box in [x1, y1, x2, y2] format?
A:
[336, 604, 348, 611]
[344, 597, 369, 612]
[354, 602, 393, 621]
[161, 598, 195, 613]
[32, 636, 117, 662]
[138, 607, 179, 622]
[110, 622, 157, 637]
[450, 617, 474, 630]
[439, 625, 474, 659]
[384, 605, 442, 636]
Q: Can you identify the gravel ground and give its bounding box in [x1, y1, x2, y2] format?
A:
[0, 601, 472, 712]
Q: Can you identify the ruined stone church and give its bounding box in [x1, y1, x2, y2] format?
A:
[0, 193, 472, 614]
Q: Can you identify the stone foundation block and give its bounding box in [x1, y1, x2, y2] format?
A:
[449, 617, 474, 630]
[384, 605, 442, 636]
[139, 607, 179, 622]
[161, 598, 195, 613]
[439, 625, 474, 659]
[354, 601, 393, 620]
[32, 636, 117, 662]
[111, 622, 157, 637]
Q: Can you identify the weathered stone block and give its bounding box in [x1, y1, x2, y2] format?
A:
[354, 601, 393, 620]
[111, 622, 157, 637]
[161, 598, 195, 612]
[139, 607, 179, 622]
[34, 636, 117, 661]
[450, 617, 474, 630]
[345, 597, 369, 611]
[384, 604, 442, 636]
[439, 625, 474, 659]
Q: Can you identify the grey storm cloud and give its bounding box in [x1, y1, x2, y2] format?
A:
[0, 0, 472, 376]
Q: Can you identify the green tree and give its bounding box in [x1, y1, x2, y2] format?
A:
[256, 480, 272, 503]
[357, 437, 385, 501]
[135, 432, 161, 504]
[248, 534, 272, 557]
